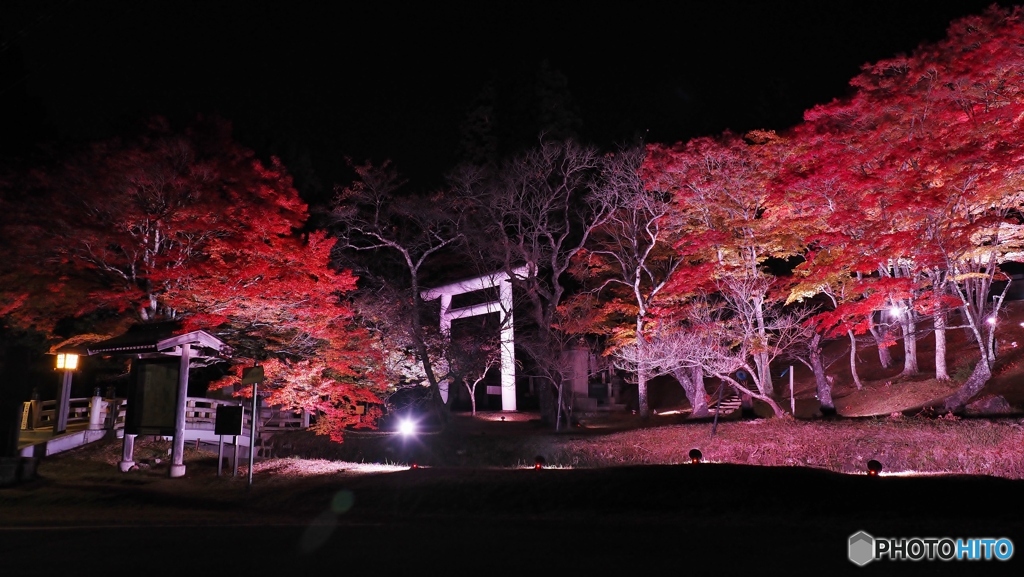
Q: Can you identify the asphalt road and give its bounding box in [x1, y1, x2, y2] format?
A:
[3, 465, 1023, 575]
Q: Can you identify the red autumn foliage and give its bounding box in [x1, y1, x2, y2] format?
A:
[1, 118, 384, 439]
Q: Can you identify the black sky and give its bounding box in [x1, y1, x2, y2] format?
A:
[1, 0, 1017, 194]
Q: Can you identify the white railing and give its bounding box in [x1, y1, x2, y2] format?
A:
[25, 395, 313, 440]
[182, 397, 308, 432]
[28, 397, 95, 429]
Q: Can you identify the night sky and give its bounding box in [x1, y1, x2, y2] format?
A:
[1, 0, 1018, 195]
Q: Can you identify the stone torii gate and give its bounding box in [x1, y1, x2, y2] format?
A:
[421, 266, 531, 411]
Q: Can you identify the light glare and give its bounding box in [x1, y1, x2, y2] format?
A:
[398, 418, 416, 437]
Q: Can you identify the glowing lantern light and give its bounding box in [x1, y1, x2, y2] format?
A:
[56, 353, 79, 371]
[688, 448, 703, 464]
[53, 351, 81, 434]
[867, 459, 883, 477]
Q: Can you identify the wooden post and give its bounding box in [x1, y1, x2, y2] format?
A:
[55, 370, 72, 434]
[248, 382, 258, 489]
[217, 436, 225, 477]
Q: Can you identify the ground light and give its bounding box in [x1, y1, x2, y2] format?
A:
[689, 449, 703, 464]
[534, 456, 546, 470]
[867, 459, 883, 476]
[398, 418, 417, 437]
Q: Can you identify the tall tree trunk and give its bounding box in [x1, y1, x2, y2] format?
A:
[986, 317, 999, 370]
[753, 298, 773, 396]
[538, 379, 556, 425]
[943, 359, 991, 412]
[555, 376, 572, 430]
[869, 323, 894, 369]
[637, 365, 650, 419]
[753, 351, 773, 397]
[942, 279, 1005, 412]
[673, 365, 709, 418]
[465, 383, 477, 416]
[409, 277, 447, 425]
[848, 331, 863, 390]
[809, 333, 834, 413]
[934, 307, 949, 381]
[900, 316, 919, 376]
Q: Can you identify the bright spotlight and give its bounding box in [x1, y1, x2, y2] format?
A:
[398, 418, 416, 437]
[986, 316, 997, 325]
[889, 306, 902, 317]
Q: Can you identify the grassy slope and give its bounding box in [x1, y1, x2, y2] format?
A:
[648, 300, 1024, 417]
[3, 301, 1024, 529]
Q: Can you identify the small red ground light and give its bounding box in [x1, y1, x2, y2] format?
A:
[534, 456, 546, 470]
[689, 448, 703, 464]
[867, 459, 882, 476]
[411, 463, 418, 469]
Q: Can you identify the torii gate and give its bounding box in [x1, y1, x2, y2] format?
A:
[421, 266, 531, 411]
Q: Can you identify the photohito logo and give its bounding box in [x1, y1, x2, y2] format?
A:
[848, 531, 1014, 566]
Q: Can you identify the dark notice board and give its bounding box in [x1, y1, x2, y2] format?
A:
[124, 359, 179, 436]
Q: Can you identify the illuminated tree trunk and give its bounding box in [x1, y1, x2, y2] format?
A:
[808, 333, 834, 413]
[869, 322, 894, 369]
[899, 314, 919, 377]
[848, 330, 863, 390]
[673, 365, 709, 418]
[934, 306, 949, 381]
[409, 275, 447, 423]
[554, 374, 572, 431]
[722, 374, 784, 417]
[943, 358, 991, 412]
[636, 365, 650, 419]
[465, 381, 477, 416]
[943, 277, 1009, 411]
[753, 301, 774, 397]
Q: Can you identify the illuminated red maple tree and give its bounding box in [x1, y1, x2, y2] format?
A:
[3, 118, 384, 438]
[781, 6, 1024, 409]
